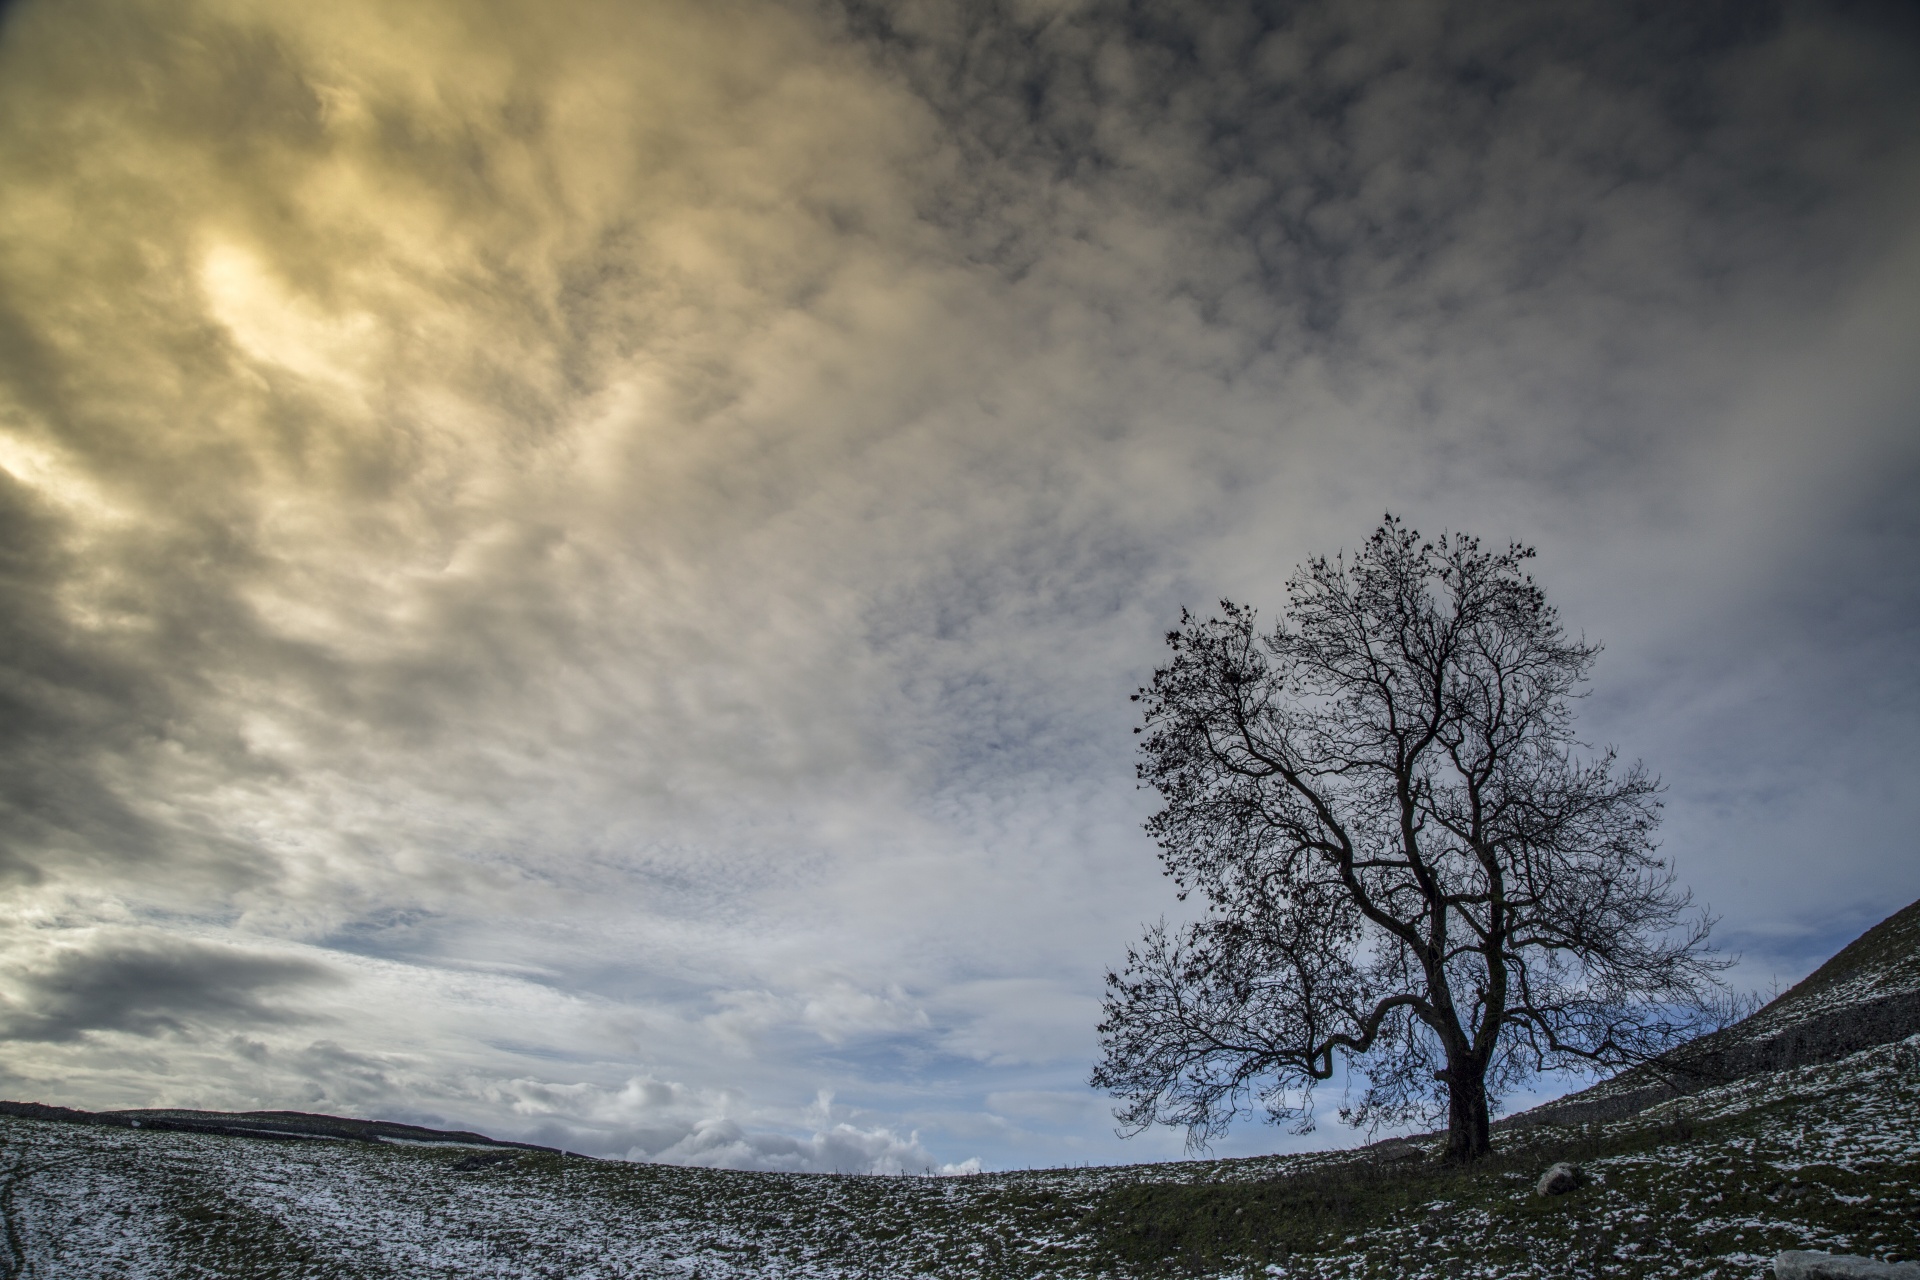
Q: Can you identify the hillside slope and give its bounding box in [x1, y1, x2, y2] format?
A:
[1509, 897, 1920, 1129]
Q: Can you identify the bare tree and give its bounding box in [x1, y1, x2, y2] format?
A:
[1093, 517, 1725, 1163]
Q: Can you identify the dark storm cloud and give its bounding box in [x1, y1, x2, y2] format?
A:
[0, 934, 341, 1042]
[859, 0, 1916, 393]
[0, 467, 280, 891]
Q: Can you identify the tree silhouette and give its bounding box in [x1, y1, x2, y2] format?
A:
[1094, 517, 1725, 1163]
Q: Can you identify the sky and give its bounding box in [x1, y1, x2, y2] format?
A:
[0, 0, 1916, 1175]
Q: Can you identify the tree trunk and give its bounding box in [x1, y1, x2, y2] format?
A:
[1442, 1063, 1492, 1164]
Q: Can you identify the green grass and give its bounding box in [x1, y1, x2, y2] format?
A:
[1085, 1118, 1685, 1273]
[1783, 899, 1920, 1003]
[1079, 1059, 1920, 1279]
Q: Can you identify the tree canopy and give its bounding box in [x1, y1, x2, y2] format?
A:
[1093, 517, 1725, 1163]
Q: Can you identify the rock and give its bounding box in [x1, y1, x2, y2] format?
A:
[1775, 1252, 1920, 1280]
[1535, 1161, 1585, 1196]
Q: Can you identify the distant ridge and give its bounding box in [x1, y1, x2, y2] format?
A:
[1508, 895, 1920, 1128]
[0, 1100, 562, 1154]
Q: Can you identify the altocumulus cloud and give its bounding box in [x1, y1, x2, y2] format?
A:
[0, 0, 1915, 1170]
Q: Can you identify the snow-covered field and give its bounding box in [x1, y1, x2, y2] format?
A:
[4, 1036, 1917, 1279]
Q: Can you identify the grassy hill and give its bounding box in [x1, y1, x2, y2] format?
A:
[3, 899, 1917, 1279]
[1508, 897, 1920, 1129]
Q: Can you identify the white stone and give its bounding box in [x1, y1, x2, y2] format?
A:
[1775, 1251, 1920, 1280]
[1534, 1161, 1583, 1196]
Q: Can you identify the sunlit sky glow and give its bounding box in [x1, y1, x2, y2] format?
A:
[1, 0, 1916, 1173]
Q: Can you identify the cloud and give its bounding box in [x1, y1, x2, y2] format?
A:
[0, 933, 341, 1042]
[985, 1089, 1101, 1127]
[643, 1116, 940, 1175]
[477, 1075, 971, 1174]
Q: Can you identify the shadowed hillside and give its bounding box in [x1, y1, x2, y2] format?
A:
[1507, 897, 1920, 1130]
